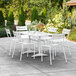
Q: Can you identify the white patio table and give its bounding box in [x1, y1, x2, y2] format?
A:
[14, 31, 52, 57]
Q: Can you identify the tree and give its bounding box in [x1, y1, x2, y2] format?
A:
[6, 0, 20, 19]
[40, 8, 46, 24]
[62, 0, 71, 29]
[71, 7, 76, 27]
[31, 6, 39, 22]
[48, 0, 52, 19]
[0, 0, 11, 8]
[0, 10, 5, 27]
[18, 4, 25, 26]
[7, 9, 14, 28]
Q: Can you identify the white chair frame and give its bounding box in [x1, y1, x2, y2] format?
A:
[16, 26, 27, 31]
[41, 34, 71, 65]
[62, 28, 71, 56]
[11, 34, 35, 61]
[62, 28, 70, 39]
[48, 27, 58, 33]
[51, 34, 71, 63]
[5, 28, 12, 55]
[5, 28, 11, 37]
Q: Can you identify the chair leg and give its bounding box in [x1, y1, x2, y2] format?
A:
[27, 44, 30, 57]
[41, 55, 43, 62]
[9, 41, 12, 55]
[33, 44, 35, 59]
[55, 46, 57, 57]
[20, 52, 22, 61]
[49, 47, 52, 65]
[27, 48, 29, 57]
[41, 46, 43, 62]
[19, 44, 21, 52]
[12, 43, 16, 58]
[12, 49, 15, 58]
[63, 46, 67, 63]
[20, 44, 23, 61]
[52, 50, 55, 60]
[68, 45, 71, 56]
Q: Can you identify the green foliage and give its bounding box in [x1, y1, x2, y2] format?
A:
[51, 0, 68, 7]
[0, 0, 69, 20]
[47, 1, 61, 22]
[47, 0, 52, 19]
[61, 0, 71, 29]
[0, 28, 7, 37]
[0, 0, 9, 8]
[71, 7, 76, 26]
[37, 23, 45, 31]
[7, 9, 14, 28]
[31, 6, 39, 22]
[30, 20, 39, 25]
[28, 20, 39, 31]
[30, 0, 64, 8]
[0, 27, 14, 37]
[40, 8, 47, 24]
[18, 5, 25, 26]
[9, 0, 20, 19]
[28, 20, 45, 31]
[0, 10, 5, 27]
[68, 27, 76, 41]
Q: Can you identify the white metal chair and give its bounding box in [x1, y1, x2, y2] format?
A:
[40, 37, 52, 65]
[41, 33, 71, 65]
[20, 35, 35, 61]
[5, 28, 11, 37]
[62, 28, 71, 56]
[5, 28, 13, 55]
[11, 33, 36, 61]
[6, 30, 20, 56]
[62, 28, 70, 39]
[41, 33, 59, 65]
[11, 31, 24, 58]
[30, 32, 49, 62]
[50, 34, 71, 63]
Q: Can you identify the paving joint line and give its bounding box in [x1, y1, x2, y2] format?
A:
[25, 61, 50, 76]
[43, 69, 76, 74]
[68, 59, 76, 65]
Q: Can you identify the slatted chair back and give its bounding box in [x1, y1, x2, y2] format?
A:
[16, 26, 27, 31]
[48, 27, 58, 33]
[52, 34, 65, 40]
[5, 28, 11, 37]
[62, 29, 70, 39]
[13, 31, 21, 38]
[51, 34, 65, 44]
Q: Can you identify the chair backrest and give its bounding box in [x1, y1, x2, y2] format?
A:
[48, 27, 58, 33]
[51, 34, 65, 43]
[62, 28, 70, 38]
[16, 26, 27, 31]
[5, 28, 11, 37]
[21, 35, 29, 39]
[13, 31, 21, 38]
[13, 31, 17, 37]
[52, 34, 65, 39]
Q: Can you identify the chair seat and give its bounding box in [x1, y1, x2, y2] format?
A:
[32, 53, 48, 57]
[41, 43, 58, 48]
[21, 42, 34, 45]
[21, 50, 37, 54]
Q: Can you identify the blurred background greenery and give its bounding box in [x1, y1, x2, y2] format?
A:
[0, 0, 76, 41]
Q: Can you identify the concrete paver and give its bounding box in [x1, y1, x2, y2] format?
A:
[47, 70, 76, 76]
[0, 38, 76, 76]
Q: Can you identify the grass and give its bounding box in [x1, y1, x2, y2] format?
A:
[68, 27, 76, 42]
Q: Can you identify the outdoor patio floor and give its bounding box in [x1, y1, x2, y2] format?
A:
[0, 38, 76, 76]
